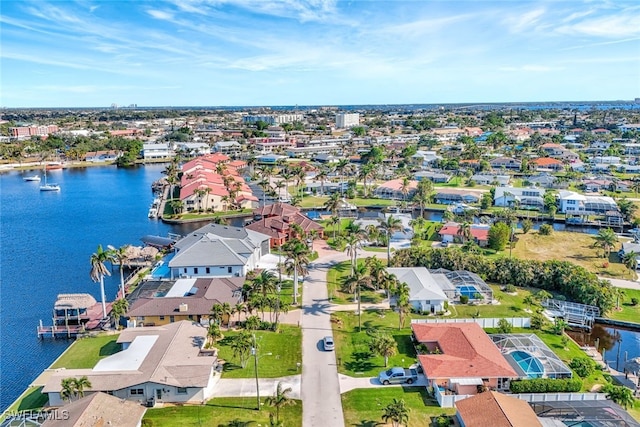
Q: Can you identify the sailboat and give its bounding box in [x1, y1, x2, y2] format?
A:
[39, 168, 60, 191]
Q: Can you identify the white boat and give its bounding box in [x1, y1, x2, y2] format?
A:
[39, 169, 60, 192]
[148, 207, 158, 218]
[23, 175, 41, 182]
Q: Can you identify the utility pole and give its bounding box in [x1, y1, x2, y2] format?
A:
[252, 333, 260, 410]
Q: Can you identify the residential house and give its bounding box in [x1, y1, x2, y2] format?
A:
[558, 190, 618, 214]
[43, 321, 219, 406]
[494, 187, 545, 210]
[213, 140, 242, 156]
[41, 392, 147, 427]
[524, 174, 560, 189]
[387, 268, 448, 314]
[582, 179, 614, 193]
[438, 222, 490, 247]
[455, 391, 542, 427]
[373, 179, 418, 200]
[169, 223, 270, 278]
[470, 174, 509, 186]
[84, 150, 122, 163]
[490, 157, 520, 171]
[142, 143, 173, 160]
[412, 322, 518, 403]
[176, 142, 211, 157]
[247, 203, 324, 247]
[531, 157, 564, 172]
[126, 277, 244, 326]
[414, 171, 451, 183]
[434, 189, 480, 205]
[412, 150, 442, 168]
[619, 242, 640, 269]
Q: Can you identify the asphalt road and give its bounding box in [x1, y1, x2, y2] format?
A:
[301, 254, 348, 427]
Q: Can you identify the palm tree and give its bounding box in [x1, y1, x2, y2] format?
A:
[111, 298, 128, 329]
[324, 192, 341, 216]
[221, 302, 233, 327]
[73, 376, 92, 398]
[457, 221, 472, 243]
[381, 398, 409, 427]
[283, 239, 310, 305]
[90, 245, 113, 319]
[335, 159, 350, 196]
[395, 282, 411, 330]
[604, 384, 635, 409]
[593, 228, 618, 258]
[60, 378, 76, 402]
[315, 167, 329, 196]
[622, 251, 639, 278]
[327, 215, 340, 241]
[211, 303, 225, 326]
[230, 331, 253, 368]
[207, 322, 223, 348]
[400, 177, 411, 203]
[108, 244, 130, 299]
[264, 382, 296, 425]
[249, 270, 277, 298]
[344, 233, 364, 275]
[378, 215, 403, 265]
[370, 334, 397, 367]
[522, 295, 536, 312]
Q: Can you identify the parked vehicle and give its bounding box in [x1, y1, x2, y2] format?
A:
[378, 367, 418, 385]
[323, 336, 335, 351]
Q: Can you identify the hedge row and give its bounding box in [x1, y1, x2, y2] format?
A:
[509, 377, 582, 393]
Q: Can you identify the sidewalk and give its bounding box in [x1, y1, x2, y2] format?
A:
[600, 276, 640, 290]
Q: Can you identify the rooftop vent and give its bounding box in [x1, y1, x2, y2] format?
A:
[179, 303, 188, 312]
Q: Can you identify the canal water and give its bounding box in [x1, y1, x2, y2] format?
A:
[0, 164, 206, 411]
[569, 324, 640, 372]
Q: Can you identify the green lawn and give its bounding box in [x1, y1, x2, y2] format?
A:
[143, 397, 302, 427]
[0, 386, 49, 420]
[299, 196, 396, 209]
[451, 285, 535, 319]
[342, 387, 455, 427]
[50, 334, 120, 369]
[608, 288, 640, 323]
[327, 260, 385, 305]
[331, 310, 421, 377]
[217, 325, 302, 378]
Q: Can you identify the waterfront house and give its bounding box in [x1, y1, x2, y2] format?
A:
[213, 140, 242, 156]
[373, 178, 418, 200]
[387, 268, 448, 314]
[494, 187, 545, 210]
[42, 392, 147, 427]
[455, 391, 542, 427]
[434, 189, 480, 205]
[142, 143, 173, 160]
[247, 202, 324, 248]
[169, 223, 270, 278]
[43, 321, 219, 406]
[83, 150, 122, 163]
[438, 222, 490, 247]
[412, 322, 518, 405]
[126, 276, 244, 326]
[558, 190, 618, 214]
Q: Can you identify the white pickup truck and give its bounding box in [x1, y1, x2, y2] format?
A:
[378, 367, 419, 385]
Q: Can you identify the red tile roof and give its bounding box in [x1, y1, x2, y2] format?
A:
[456, 391, 542, 427]
[412, 323, 518, 379]
[438, 223, 489, 241]
[532, 157, 563, 166]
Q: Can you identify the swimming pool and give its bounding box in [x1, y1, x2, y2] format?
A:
[151, 253, 174, 278]
[457, 285, 480, 299]
[511, 350, 545, 378]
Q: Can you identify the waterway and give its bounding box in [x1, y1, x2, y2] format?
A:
[569, 324, 640, 372]
[0, 164, 207, 411]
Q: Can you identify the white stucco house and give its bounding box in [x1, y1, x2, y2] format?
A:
[387, 267, 448, 314]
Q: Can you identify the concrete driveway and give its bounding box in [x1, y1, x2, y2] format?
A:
[212, 375, 301, 399]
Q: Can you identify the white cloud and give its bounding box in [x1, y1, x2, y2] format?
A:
[502, 8, 546, 33]
[146, 9, 176, 21]
[498, 64, 562, 72]
[555, 13, 640, 38]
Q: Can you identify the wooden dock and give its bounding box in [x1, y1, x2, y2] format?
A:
[37, 302, 112, 339]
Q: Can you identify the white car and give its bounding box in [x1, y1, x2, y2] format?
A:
[323, 336, 335, 351]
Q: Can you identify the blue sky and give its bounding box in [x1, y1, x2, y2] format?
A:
[1, 0, 639, 108]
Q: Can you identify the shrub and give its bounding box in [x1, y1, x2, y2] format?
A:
[435, 414, 450, 427]
[505, 284, 516, 293]
[530, 312, 545, 330]
[632, 297, 639, 306]
[569, 357, 596, 378]
[510, 378, 582, 393]
[460, 295, 469, 304]
[497, 318, 513, 334]
[539, 224, 553, 235]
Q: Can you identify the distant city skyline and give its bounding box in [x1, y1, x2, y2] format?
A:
[1, 0, 639, 108]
